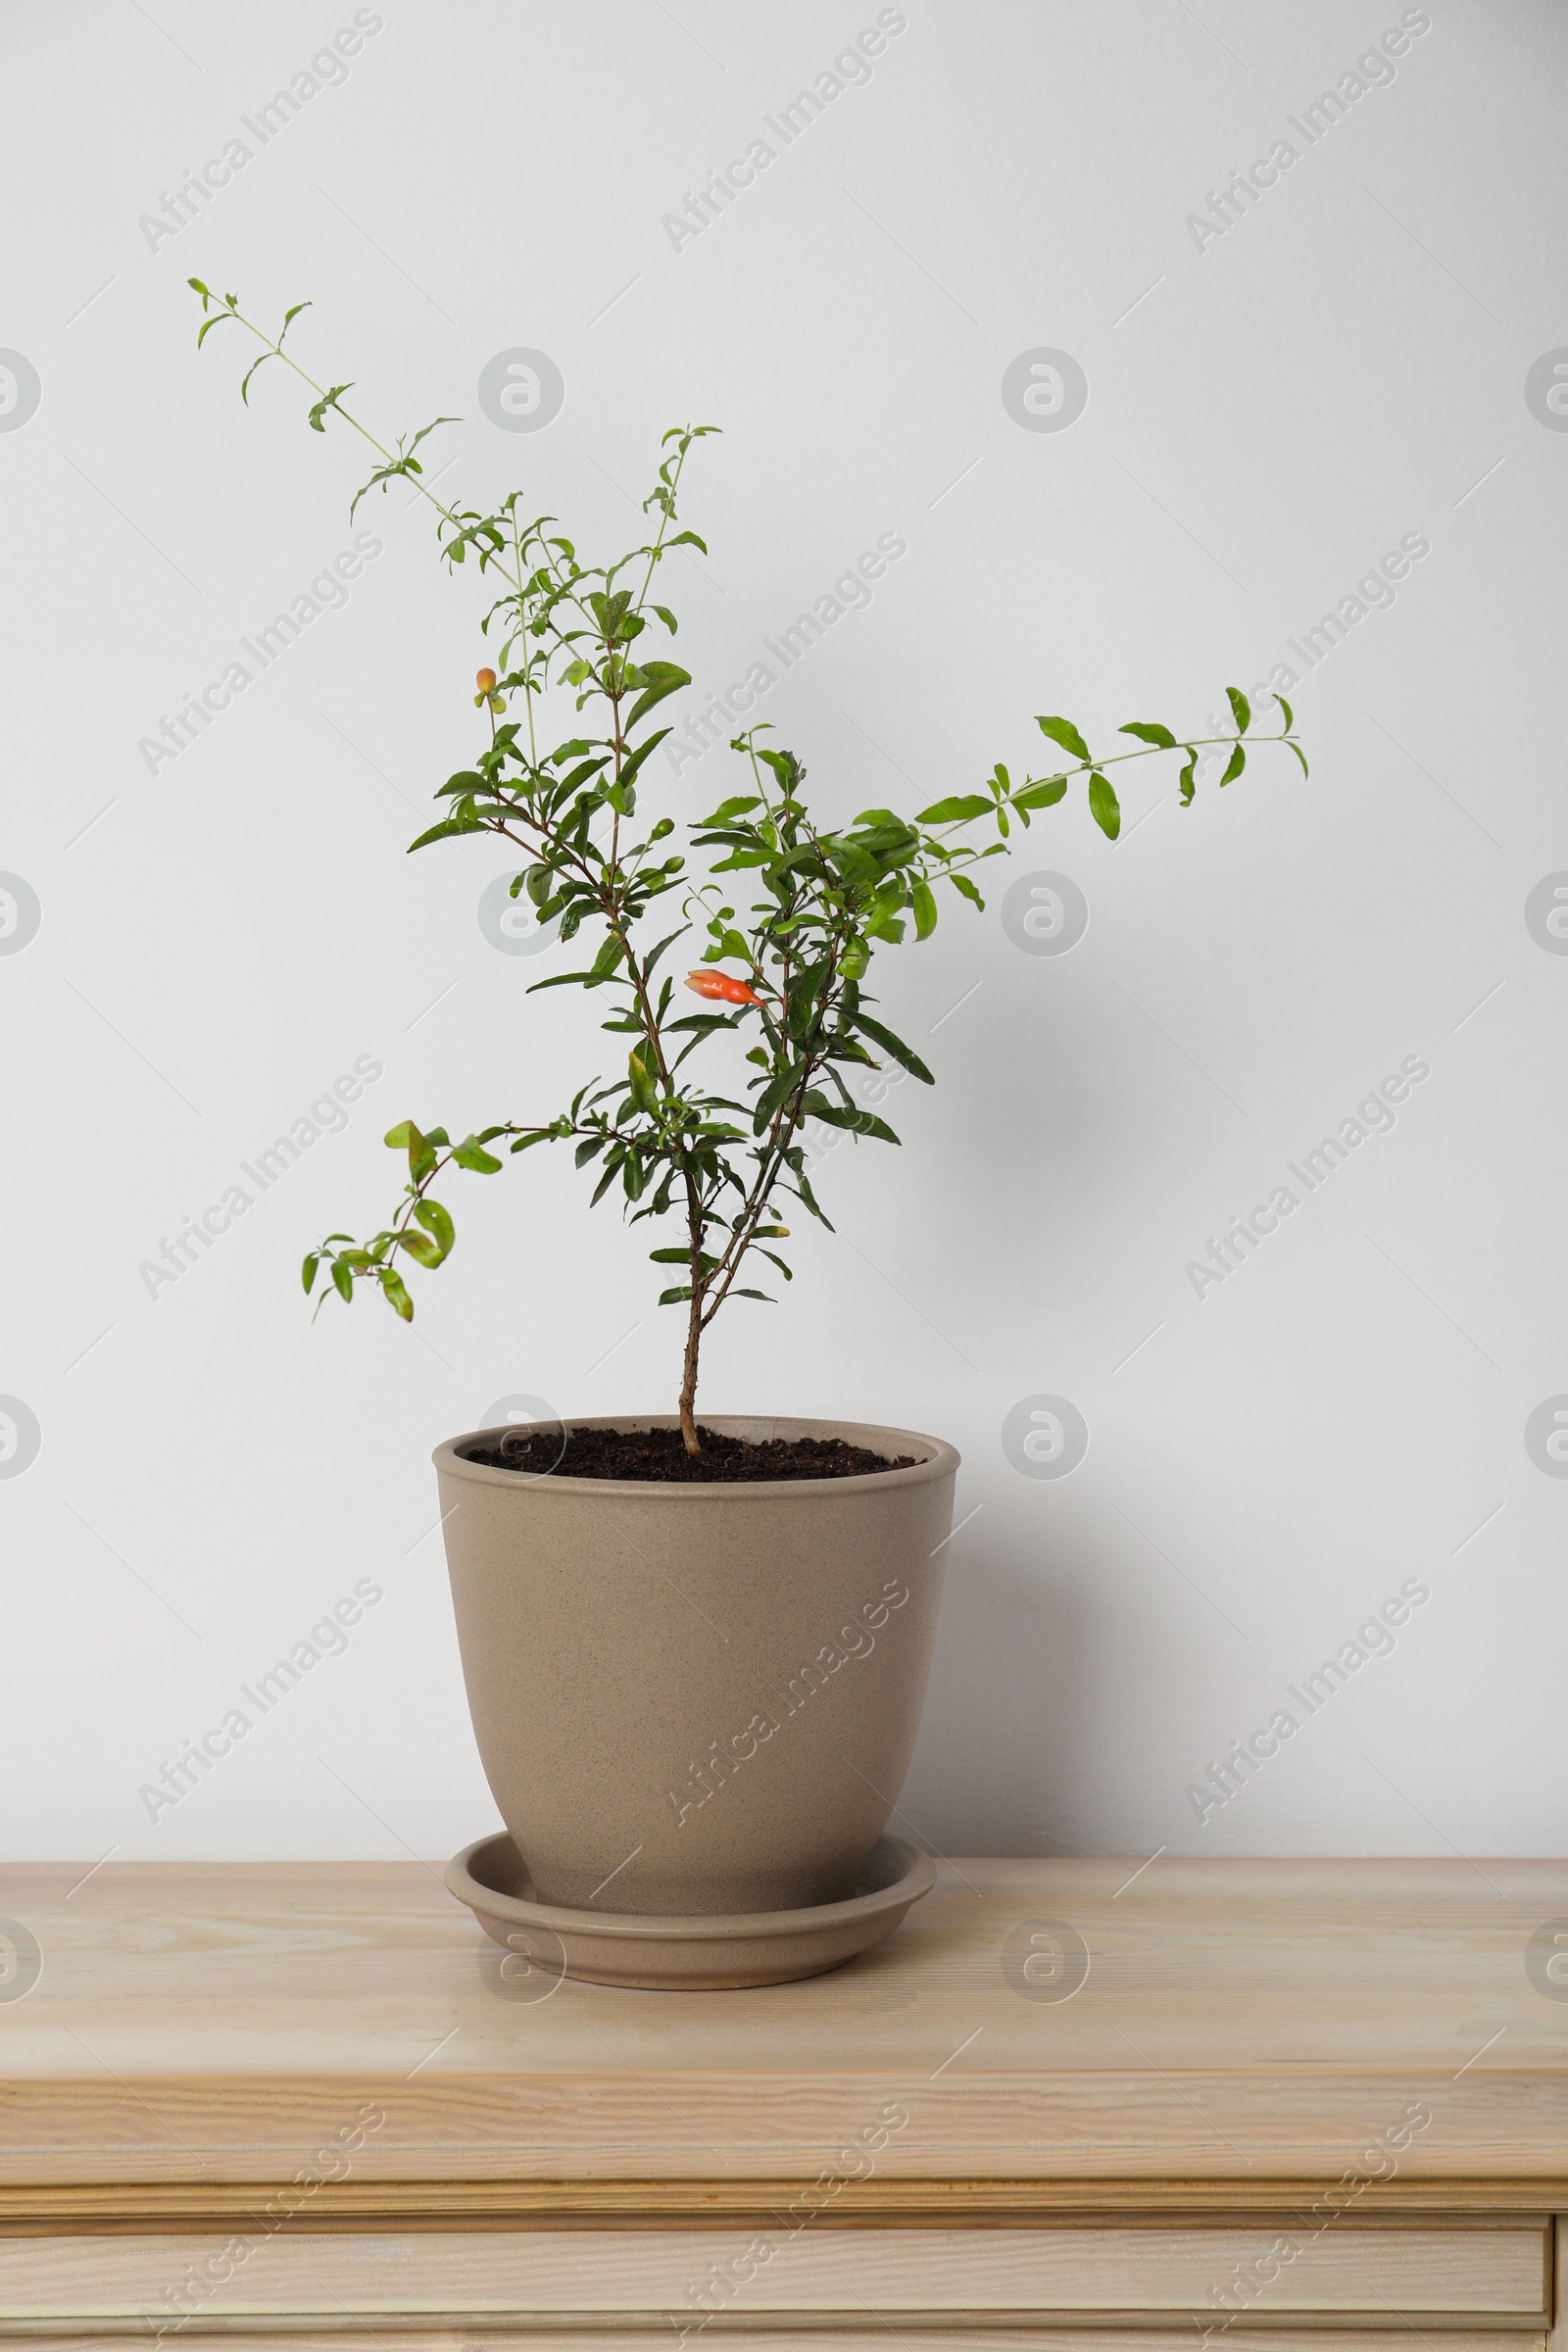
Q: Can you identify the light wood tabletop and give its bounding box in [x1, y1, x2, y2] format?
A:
[4, 1856, 1568, 2215]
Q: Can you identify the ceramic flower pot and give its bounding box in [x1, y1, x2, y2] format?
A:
[434, 1413, 958, 1916]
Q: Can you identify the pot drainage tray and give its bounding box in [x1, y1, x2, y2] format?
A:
[446, 1831, 935, 1990]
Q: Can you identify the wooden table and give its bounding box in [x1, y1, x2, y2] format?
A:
[3, 1858, 1566, 2349]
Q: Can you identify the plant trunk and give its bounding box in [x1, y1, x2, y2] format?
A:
[679, 1172, 705, 1454]
[679, 1286, 703, 1455]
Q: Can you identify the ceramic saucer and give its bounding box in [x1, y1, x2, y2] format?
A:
[445, 1831, 935, 1990]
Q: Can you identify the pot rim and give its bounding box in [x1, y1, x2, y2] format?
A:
[433, 1411, 960, 1497]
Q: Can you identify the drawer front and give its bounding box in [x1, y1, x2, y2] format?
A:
[0, 2225, 1549, 2328]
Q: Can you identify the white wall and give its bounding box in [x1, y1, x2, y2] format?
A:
[5, 0, 1565, 1866]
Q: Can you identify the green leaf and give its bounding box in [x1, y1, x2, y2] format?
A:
[385, 1120, 422, 1158]
[1221, 742, 1247, 785]
[733, 1289, 775, 1302]
[848, 1010, 934, 1084]
[788, 1161, 834, 1228]
[1010, 776, 1068, 810]
[413, 1199, 455, 1260]
[1226, 686, 1251, 735]
[239, 350, 277, 406]
[752, 1058, 807, 1133]
[1088, 772, 1121, 839]
[307, 381, 354, 432]
[807, 1098, 901, 1145]
[397, 1230, 443, 1266]
[302, 1253, 320, 1295]
[615, 727, 672, 792]
[949, 871, 985, 908]
[627, 1051, 660, 1114]
[1178, 748, 1199, 806]
[910, 879, 937, 940]
[707, 846, 773, 873]
[915, 794, 993, 826]
[1118, 721, 1177, 750]
[1276, 695, 1295, 731]
[623, 661, 691, 733]
[756, 746, 803, 794]
[453, 1136, 504, 1172]
[667, 1010, 737, 1035]
[1037, 714, 1092, 764]
[587, 931, 626, 986]
[1287, 739, 1309, 778]
[407, 814, 483, 852]
[406, 416, 457, 468]
[658, 1285, 694, 1304]
[331, 1259, 354, 1302]
[380, 1268, 415, 1320]
[642, 926, 689, 982]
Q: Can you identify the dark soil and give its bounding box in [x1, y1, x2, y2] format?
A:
[462, 1423, 917, 1483]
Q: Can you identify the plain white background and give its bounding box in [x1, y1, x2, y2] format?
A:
[3, 0, 1565, 1866]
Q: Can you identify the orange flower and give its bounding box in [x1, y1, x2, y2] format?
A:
[685, 968, 761, 1005]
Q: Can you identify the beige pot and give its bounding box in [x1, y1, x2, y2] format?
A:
[434, 1413, 959, 1916]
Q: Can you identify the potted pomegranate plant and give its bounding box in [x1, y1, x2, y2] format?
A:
[188, 282, 1305, 1983]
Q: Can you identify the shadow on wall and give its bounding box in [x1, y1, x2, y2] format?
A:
[900, 1529, 1094, 1857]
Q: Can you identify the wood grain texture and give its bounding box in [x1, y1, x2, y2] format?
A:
[0, 2225, 1549, 2324]
[2, 1860, 1566, 2189]
[0, 2341, 1551, 2352]
[6, 2190, 1567, 2230]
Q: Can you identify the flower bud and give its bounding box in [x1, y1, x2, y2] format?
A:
[685, 968, 761, 1006]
